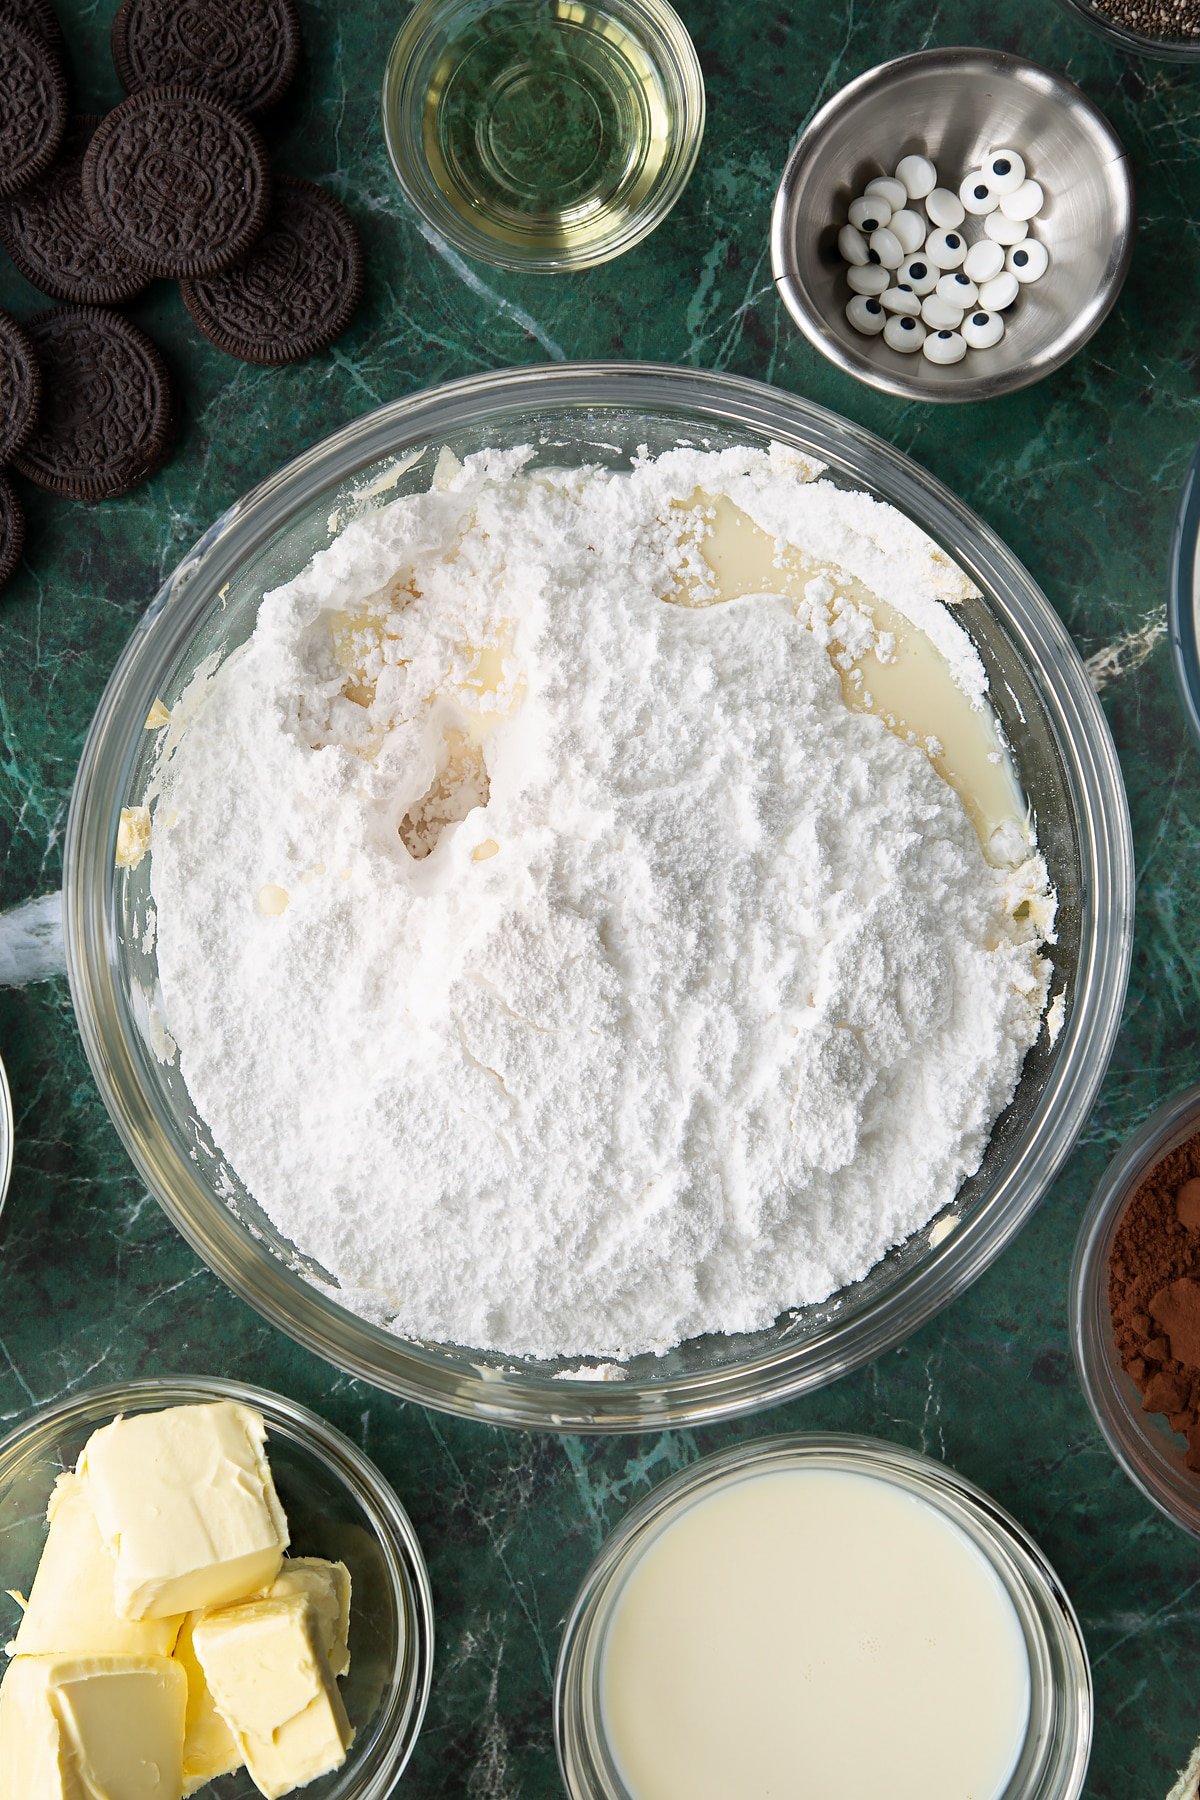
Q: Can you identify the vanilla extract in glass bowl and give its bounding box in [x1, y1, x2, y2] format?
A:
[382, 0, 706, 270]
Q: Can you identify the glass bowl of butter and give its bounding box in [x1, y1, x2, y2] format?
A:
[0, 1376, 433, 1799]
[63, 363, 1134, 1431]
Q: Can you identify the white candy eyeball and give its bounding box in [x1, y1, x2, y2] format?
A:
[935, 271, 978, 307]
[962, 309, 1005, 349]
[849, 196, 891, 232]
[925, 187, 965, 229]
[847, 294, 887, 335]
[1007, 238, 1049, 283]
[868, 226, 904, 270]
[896, 254, 938, 295]
[865, 175, 908, 212]
[895, 154, 937, 200]
[984, 210, 1029, 246]
[838, 223, 871, 266]
[963, 238, 1005, 283]
[888, 208, 926, 254]
[883, 313, 927, 352]
[880, 285, 921, 315]
[922, 328, 966, 365]
[983, 149, 1026, 195]
[1000, 178, 1044, 222]
[847, 262, 891, 294]
[924, 227, 967, 270]
[959, 172, 998, 216]
[979, 270, 1020, 311]
[921, 293, 964, 329]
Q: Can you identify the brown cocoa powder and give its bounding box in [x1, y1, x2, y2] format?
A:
[1109, 1127, 1200, 1469]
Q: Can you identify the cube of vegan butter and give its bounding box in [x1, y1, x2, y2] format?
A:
[0, 1651, 186, 1799]
[174, 1611, 244, 1796]
[79, 1401, 289, 1619]
[268, 1558, 352, 1678]
[7, 1472, 183, 1659]
[193, 1591, 354, 1800]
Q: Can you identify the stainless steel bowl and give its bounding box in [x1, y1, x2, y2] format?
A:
[64, 364, 1134, 1432]
[772, 48, 1135, 403]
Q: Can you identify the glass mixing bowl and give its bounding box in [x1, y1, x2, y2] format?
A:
[0, 1376, 434, 1800]
[63, 364, 1134, 1431]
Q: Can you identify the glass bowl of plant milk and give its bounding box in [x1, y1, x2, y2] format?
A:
[555, 1433, 1092, 1800]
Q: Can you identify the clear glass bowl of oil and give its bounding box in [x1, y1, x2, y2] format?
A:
[382, 0, 705, 271]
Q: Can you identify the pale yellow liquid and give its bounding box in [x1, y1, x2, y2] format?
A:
[413, 1, 677, 259]
[688, 495, 1029, 865]
[600, 1467, 1031, 1800]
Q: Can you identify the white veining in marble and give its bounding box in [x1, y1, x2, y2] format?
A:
[0, 892, 65, 987]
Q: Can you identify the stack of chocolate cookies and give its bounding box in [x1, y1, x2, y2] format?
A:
[0, 0, 365, 588]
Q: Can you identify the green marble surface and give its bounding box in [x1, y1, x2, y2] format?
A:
[1, 0, 1199, 1794]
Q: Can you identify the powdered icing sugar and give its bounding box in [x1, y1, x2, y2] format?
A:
[146, 445, 1053, 1360]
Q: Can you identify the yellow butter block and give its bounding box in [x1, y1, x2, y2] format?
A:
[0, 1652, 186, 1799]
[267, 1558, 352, 1678]
[193, 1591, 353, 1800]
[174, 1611, 244, 1797]
[79, 1401, 289, 1620]
[7, 1472, 183, 1659]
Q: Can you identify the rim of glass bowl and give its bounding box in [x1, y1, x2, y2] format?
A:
[1054, 0, 1200, 62]
[380, 0, 705, 272]
[554, 1433, 1093, 1800]
[1070, 1081, 1200, 1537]
[0, 1375, 435, 1800]
[1169, 441, 1200, 754]
[64, 362, 1134, 1433]
[0, 1055, 11, 1219]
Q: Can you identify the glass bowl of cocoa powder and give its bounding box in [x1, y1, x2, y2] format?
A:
[1071, 1080, 1200, 1535]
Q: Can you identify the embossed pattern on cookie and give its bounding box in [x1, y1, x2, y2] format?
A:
[0, 472, 26, 594]
[112, 0, 301, 114]
[181, 178, 364, 365]
[80, 85, 272, 280]
[4, 0, 63, 49]
[0, 116, 151, 305]
[0, 10, 68, 197]
[12, 307, 175, 501]
[0, 310, 41, 462]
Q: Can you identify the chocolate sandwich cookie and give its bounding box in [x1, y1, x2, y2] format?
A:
[81, 85, 272, 281]
[12, 307, 174, 501]
[0, 116, 151, 305]
[0, 310, 41, 462]
[5, 0, 63, 49]
[0, 472, 26, 594]
[180, 178, 364, 365]
[0, 9, 68, 197]
[112, 0, 301, 115]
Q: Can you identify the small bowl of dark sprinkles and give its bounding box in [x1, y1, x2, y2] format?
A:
[1056, 0, 1200, 61]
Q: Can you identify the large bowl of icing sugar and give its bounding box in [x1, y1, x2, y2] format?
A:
[63, 365, 1133, 1430]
